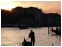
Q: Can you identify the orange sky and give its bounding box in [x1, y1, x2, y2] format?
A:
[1, 1, 61, 14]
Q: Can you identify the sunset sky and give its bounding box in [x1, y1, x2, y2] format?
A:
[1, 1, 61, 14]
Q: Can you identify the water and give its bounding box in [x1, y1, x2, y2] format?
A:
[1, 27, 61, 46]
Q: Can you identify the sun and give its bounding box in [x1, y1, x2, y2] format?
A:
[3, 4, 14, 11]
[1, 1, 15, 11]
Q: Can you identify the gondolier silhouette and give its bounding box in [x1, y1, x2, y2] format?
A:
[29, 30, 35, 46]
[19, 30, 35, 46]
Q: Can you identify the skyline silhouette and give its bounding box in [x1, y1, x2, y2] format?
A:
[1, 6, 61, 28]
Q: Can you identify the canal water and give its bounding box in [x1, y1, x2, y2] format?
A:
[1, 27, 61, 46]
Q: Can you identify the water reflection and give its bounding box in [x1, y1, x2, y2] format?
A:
[1, 27, 61, 46]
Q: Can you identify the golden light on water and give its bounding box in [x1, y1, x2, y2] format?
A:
[1, 28, 61, 46]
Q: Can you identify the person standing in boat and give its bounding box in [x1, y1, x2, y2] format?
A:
[29, 30, 35, 46]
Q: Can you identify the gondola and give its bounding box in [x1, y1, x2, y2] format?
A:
[51, 28, 61, 36]
[19, 24, 28, 29]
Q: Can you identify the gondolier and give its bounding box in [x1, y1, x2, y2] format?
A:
[29, 30, 35, 46]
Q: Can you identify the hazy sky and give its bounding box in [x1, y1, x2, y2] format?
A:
[1, 1, 61, 14]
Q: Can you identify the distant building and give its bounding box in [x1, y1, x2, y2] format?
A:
[11, 6, 42, 27]
[2, 6, 60, 27]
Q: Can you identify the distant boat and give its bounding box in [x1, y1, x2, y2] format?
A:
[51, 28, 61, 36]
[19, 23, 28, 29]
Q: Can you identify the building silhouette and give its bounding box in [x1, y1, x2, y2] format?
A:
[1, 6, 61, 27]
